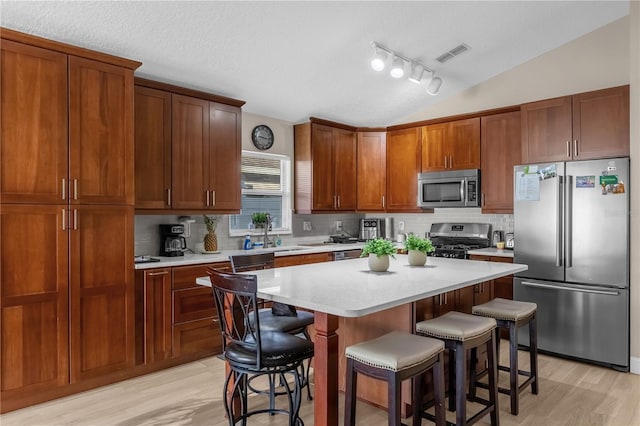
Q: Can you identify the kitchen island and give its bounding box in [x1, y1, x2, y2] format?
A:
[197, 255, 527, 426]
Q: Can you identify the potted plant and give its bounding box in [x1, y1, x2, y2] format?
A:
[251, 212, 269, 228]
[360, 238, 397, 272]
[404, 234, 434, 266]
[202, 215, 218, 252]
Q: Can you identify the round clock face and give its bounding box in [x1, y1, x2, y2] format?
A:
[251, 125, 274, 150]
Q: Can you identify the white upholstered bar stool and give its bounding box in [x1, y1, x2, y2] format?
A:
[344, 331, 446, 426]
[470, 298, 538, 415]
[415, 311, 499, 426]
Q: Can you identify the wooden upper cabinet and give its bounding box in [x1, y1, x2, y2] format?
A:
[572, 85, 629, 160]
[386, 128, 422, 212]
[422, 118, 480, 172]
[69, 56, 134, 205]
[69, 205, 135, 382]
[480, 111, 521, 213]
[134, 86, 171, 209]
[521, 85, 629, 163]
[1, 204, 69, 395]
[356, 131, 386, 211]
[208, 102, 242, 211]
[294, 122, 356, 213]
[1, 40, 68, 204]
[171, 94, 209, 210]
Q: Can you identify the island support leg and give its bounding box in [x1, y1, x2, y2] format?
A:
[314, 312, 339, 426]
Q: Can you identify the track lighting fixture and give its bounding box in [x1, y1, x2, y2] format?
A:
[370, 41, 443, 95]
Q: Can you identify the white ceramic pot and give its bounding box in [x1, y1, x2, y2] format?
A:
[408, 250, 427, 266]
[368, 254, 390, 272]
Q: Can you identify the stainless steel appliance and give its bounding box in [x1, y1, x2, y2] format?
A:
[417, 169, 480, 208]
[513, 158, 629, 371]
[159, 224, 187, 257]
[427, 223, 491, 259]
[332, 249, 362, 261]
[492, 230, 503, 247]
[504, 232, 515, 249]
[359, 218, 385, 241]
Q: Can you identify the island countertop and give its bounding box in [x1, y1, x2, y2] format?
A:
[196, 255, 527, 318]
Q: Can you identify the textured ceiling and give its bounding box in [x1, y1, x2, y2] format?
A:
[1, 1, 630, 127]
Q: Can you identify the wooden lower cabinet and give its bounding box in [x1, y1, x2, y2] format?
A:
[172, 317, 221, 358]
[275, 252, 332, 267]
[135, 268, 172, 365]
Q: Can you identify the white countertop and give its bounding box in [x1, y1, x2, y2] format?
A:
[196, 255, 527, 318]
[134, 243, 365, 269]
[467, 247, 514, 258]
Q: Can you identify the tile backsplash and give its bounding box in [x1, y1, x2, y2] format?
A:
[135, 209, 513, 256]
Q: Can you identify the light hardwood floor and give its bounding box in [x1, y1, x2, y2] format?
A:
[1, 347, 639, 426]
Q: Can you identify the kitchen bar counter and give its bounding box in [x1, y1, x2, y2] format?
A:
[467, 247, 514, 258]
[197, 255, 527, 425]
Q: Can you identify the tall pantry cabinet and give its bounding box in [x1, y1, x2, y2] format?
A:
[0, 29, 141, 412]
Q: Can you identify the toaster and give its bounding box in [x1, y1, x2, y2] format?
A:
[505, 232, 515, 250]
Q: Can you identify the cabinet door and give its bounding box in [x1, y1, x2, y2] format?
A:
[422, 123, 449, 172]
[521, 96, 572, 163]
[449, 118, 480, 170]
[1, 41, 68, 204]
[333, 128, 357, 211]
[141, 269, 172, 364]
[480, 111, 521, 213]
[386, 128, 422, 212]
[572, 86, 629, 160]
[473, 281, 494, 306]
[69, 205, 134, 382]
[311, 124, 336, 210]
[1, 205, 69, 395]
[69, 56, 134, 205]
[171, 94, 209, 209]
[356, 131, 386, 211]
[421, 123, 448, 172]
[134, 86, 171, 209]
[172, 317, 221, 358]
[208, 102, 241, 212]
[433, 291, 456, 316]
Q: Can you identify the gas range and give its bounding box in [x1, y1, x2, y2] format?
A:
[427, 223, 491, 259]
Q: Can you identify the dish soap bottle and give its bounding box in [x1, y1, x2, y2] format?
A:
[243, 235, 252, 250]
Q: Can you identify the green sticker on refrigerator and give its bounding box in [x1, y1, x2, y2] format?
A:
[599, 175, 618, 185]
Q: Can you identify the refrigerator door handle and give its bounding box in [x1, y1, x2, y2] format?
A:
[566, 175, 573, 268]
[556, 176, 564, 267]
[521, 281, 621, 296]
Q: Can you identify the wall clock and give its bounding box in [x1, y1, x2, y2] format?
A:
[251, 125, 274, 150]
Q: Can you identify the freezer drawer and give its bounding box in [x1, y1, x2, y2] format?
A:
[514, 277, 629, 370]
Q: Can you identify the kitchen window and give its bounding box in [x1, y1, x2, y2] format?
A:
[229, 151, 292, 236]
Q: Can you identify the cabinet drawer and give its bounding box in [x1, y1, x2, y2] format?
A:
[172, 317, 221, 358]
[172, 262, 230, 290]
[173, 286, 216, 323]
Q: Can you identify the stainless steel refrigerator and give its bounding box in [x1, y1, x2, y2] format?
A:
[513, 157, 629, 371]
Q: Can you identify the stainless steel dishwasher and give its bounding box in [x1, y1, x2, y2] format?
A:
[332, 249, 361, 261]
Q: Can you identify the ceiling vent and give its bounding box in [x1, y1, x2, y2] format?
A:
[436, 43, 471, 64]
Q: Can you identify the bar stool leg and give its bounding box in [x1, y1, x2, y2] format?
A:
[388, 373, 401, 426]
[530, 315, 539, 395]
[488, 329, 499, 426]
[455, 341, 467, 426]
[434, 353, 446, 426]
[344, 358, 357, 426]
[412, 373, 423, 426]
[509, 322, 519, 415]
[448, 349, 456, 412]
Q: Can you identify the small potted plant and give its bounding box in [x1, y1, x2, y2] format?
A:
[251, 212, 269, 228]
[360, 238, 397, 272]
[404, 234, 434, 266]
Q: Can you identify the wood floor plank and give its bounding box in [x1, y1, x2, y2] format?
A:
[1, 348, 638, 425]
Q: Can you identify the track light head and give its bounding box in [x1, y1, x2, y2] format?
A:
[426, 74, 443, 96]
[371, 43, 388, 71]
[390, 56, 405, 78]
[408, 63, 424, 84]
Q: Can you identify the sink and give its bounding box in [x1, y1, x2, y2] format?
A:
[258, 246, 308, 253]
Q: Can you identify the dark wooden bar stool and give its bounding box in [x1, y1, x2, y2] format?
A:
[344, 330, 446, 426]
[416, 311, 499, 426]
[470, 298, 538, 415]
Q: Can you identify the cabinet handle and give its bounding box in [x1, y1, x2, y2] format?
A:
[62, 178, 66, 201]
[166, 188, 171, 206]
[444, 156, 448, 169]
[566, 140, 571, 158]
[62, 209, 66, 231]
[382, 195, 385, 208]
[147, 271, 169, 277]
[481, 193, 485, 207]
[73, 209, 78, 230]
[449, 156, 453, 169]
[211, 190, 216, 206]
[73, 179, 78, 200]
[337, 195, 340, 208]
[573, 140, 578, 157]
[205, 190, 210, 206]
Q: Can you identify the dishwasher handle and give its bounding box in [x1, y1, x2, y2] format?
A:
[521, 281, 621, 296]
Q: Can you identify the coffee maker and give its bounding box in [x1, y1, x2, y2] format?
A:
[159, 224, 187, 256]
[359, 218, 386, 241]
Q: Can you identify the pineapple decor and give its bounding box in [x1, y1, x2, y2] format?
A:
[203, 215, 218, 252]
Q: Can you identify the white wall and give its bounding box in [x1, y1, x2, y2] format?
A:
[401, 15, 640, 374]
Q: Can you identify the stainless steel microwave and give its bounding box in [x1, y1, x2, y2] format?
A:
[417, 169, 480, 208]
